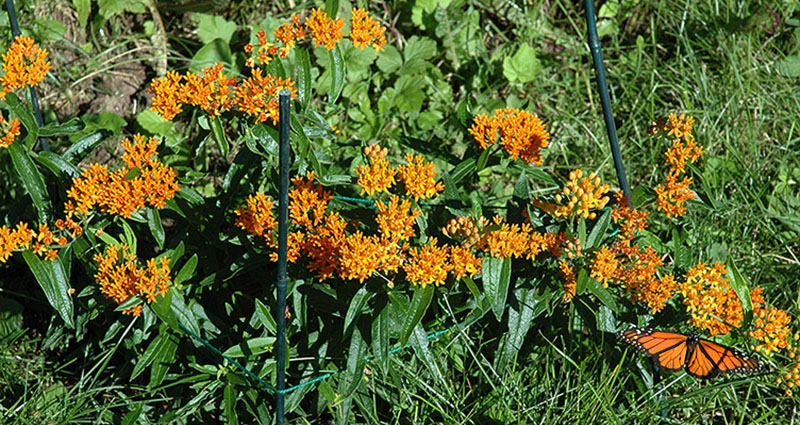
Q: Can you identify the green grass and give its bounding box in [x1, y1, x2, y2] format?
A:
[2, 0, 799, 423]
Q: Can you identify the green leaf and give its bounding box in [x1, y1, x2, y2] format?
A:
[328, 47, 345, 104]
[399, 285, 435, 345]
[62, 130, 109, 162]
[223, 383, 239, 425]
[587, 276, 618, 312]
[451, 158, 476, 184]
[726, 256, 753, 325]
[596, 305, 617, 333]
[513, 170, 529, 200]
[337, 327, 366, 404]
[210, 116, 229, 159]
[38, 117, 85, 137]
[170, 290, 201, 336]
[371, 304, 389, 374]
[131, 331, 172, 380]
[73, 0, 90, 28]
[4, 93, 38, 146]
[502, 43, 541, 84]
[195, 13, 237, 45]
[375, 45, 403, 74]
[146, 209, 165, 249]
[585, 209, 612, 249]
[393, 75, 425, 113]
[483, 257, 511, 320]
[149, 332, 178, 387]
[245, 123, 279, 157]
[776, 55, 800, 77]
[296, 48, 313, 108]
[254, 298, 277, 334]
[22, 252, 74, 328]
[7, 142, 51, 221]
[343, 286, 372, 338]
[409, 324, 442, 381]
[325, 0, 340, 18]
[191, 39, 234, 71]
[36, 151, 80, 179]
[97, 0, 145, 17]
[174, 254, 198, 286]
[222, 337, 277, 358]
[496, 288, 540, 370]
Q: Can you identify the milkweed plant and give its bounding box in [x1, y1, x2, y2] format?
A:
[0, 3, 796, 422]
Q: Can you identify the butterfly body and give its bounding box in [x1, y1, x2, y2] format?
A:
[617, 328, 765, 379]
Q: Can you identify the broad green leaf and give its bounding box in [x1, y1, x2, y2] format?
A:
[483, 257, 511, 320]
[371, 304, 389, 374]
[727, 256, 753, 325]
[393, 75, 425, 113]
[409, 324, 442, 381]
[245, 123, 279, 157]
[337, 327, 367, 403]
[496, 288, 540, 370]
[22, 251, 74, 328]
[36, 151, 80, 179]
[502, 43, 541, 84]
[596, 305, 617, 333]
[146, 209, 165, 249]
[587, 275, 619, 312]
[4, 93, 38, 146]
[296, 48, 312, 108]
[513, 170, 529, 200]
[170, 290, 201, 337]
[343, 286, 373, 338]
[325, 0, 340, 18]
[98, 0, 145, 17]
[222, 337, 277, 358]
[62, 130, 110, 162]
[38, 117, 85, 137]
[8, 142, 51, 221]
[149, 332, 178, 387]
[73, 0, 90, 28]
[328, 47, 345, 103]
[174, 254, 198, 285]
[399, 285, 435, 345]
[191, 39, 234, 71]
[585, 209, 612, 249]
[375, 45, 402, 74]
[195, 13, 237, 44]
[210, 116, 229, 159]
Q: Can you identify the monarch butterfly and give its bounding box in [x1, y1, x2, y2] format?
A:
[617, 328, 765, 379]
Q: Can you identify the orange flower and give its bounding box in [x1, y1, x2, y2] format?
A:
[560, 260, 577, 302]
[376, 195, 420, 242]
[235, 192, 277, 240]
[338, 232, 386, 282]
[468, 108, 550, 165]
[355, 145, 397, 195]
[477, 217, 531, 258]
[349, 8, 387, 52]
[66, 135, 180, 217]
[305, 213, 347, 280]
[305, 8, 345, 50]
[0, 222, 35, 263]
[442, 216, 482, 247]
[450, 245, 481, 279]
[183, 63, 236, 117]
[0, 36, 51, 97]
[289, 172, 333, 229]
[654, 113, 704, 217]
[590, 246, 618, 288]
[246, 30, 275, 67]
[535, 169, 610, 220]
[405, 237, 452, 288]
[749, 286, 793, 356]
[147, 71, 185, 120]
[274, 14, 306, 57]
[233, 69, 297, 124]
[679, 262, 742, 336]
[397, 154, 444, 200]
[610, 192, 649, 243]
[93, 244, 171, 316]
[0, 116, 20, 148]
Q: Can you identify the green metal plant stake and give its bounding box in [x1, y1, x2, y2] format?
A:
[275, 89, 291, 425]
[584, 0, 629, 203]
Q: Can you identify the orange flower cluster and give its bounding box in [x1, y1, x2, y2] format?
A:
[475, 216, 568, 264]
[590, 193, 673, 312]
[233, 69, 298, 124]
[355, 144, 397, 196]
[405, 238, 452, 287]
[679, 262, 744, 336]
[653, 113, 704, 217]
[67, 135, 180, 217]
[468, 108, 550, 165]
[533, 169, 610, 220]
[442, 216, 482, 247]
[305, 8, 346, 50]
[148, 64, 297, 124]
[749, 286, 793, 356]
[0, 222, 34, 262]
[94, 244, 171, 316]
[245, 15, 306, 66]
[0, 116, 20, 148]
[349, 8, 387, 52]
[398, 154, 445, 201]
[0, 36, 51, 98]
[376, 196, 420, 242]
[234, 192, 277, 240]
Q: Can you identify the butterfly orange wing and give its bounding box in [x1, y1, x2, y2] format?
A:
[686, 338, 765, 379]
[617, 328, 689, 372]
